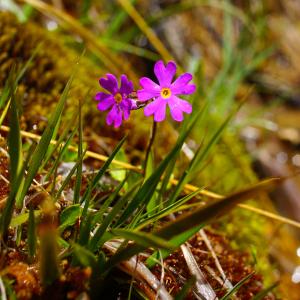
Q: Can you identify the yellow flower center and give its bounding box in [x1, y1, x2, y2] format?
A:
[114, 93, 122, 104]
[160, 88, 171, 99]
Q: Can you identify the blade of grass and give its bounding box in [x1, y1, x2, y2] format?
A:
[146, 225, 203, 268]
[156, 178, 281, 239]
[18, 69, 76, 205]
[251, 282, 278, 300]
[220, 272, 254, 300]
[117, 114, 199, 225]
[10, 210, 41, 227]
[89, 177, 142, 251]
[104, 177, 280, 270]
[168, 108, 233, 205]
[59, 204, 81, 233]
[44, 127, 77, 182]
[80, 135, 127, 204]
[0, 90, 24, 233]
[73, 102, 83, 204]
[8, 93, 23, 191]
[136, 189, 202, 230]
[111, 229, 176, 251]
[0, 100, 11, 128]
[55, 149, 87, 200]
[41, 114, 78, 171]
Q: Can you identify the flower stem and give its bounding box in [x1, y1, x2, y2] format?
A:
[143, 120, 157, 173]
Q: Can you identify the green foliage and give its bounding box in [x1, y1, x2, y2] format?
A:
[59, 204, 81, 233]
[0, 2, 282, 298]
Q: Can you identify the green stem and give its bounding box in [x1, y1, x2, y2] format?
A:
[143, 120, 157, 173]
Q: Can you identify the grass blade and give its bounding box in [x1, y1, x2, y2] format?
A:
[80, 135, 127, 204]
[251, 282, 278, 300]
[89, 177, 128, 251]
[55, 149, 87, 200]
[117, 114, 198, 225]
[74, 102, 83, 204]
[111, 229, 176, 251]
[105, 178, 280, 270]
[155, 178, 281, 240]
[19, 71, 76, 205]
[0, 92, 24, 235]
[220, 272, 254, 300]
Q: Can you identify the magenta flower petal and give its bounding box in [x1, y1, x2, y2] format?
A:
[106, 104, 122, 128]
[140, 77, 161, 93]
[97, 96, 115, 111]
[171, 73, 196, 95]
[99, 74, 118, 94]
[144, 98, 164, 116]
[120, 74, 133, 95]
[137, 60, 195, 123]
[96, 73, 135, 127]
[169, 96, 193, 114]
[153, 100, 167, 122]
[137, 89, 158, 101]
[94, 92, 112, 101]
[120, 98, 132, 120]
[169, 107, 183, 122]
[154, 60, 176, 87]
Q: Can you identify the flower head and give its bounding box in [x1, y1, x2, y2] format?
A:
[95, 74, 134, 128]
[137, 60, 196, 122]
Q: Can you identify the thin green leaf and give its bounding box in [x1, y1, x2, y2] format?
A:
[59, 204, 81, 232]
[220, 272, 254, 300]
[72, 243, 97, 267]
[89, 177, 128, 251]
[74, 102, 83, 204]
[169, 109, 233, 205]
[0, 93, 25, 235]
[41, 114, 78, 172]
[55, 149, 87, 200]
[111, 229, 176, 251]
[105, 178, 280, 270]
[78, 213, 93, 246]
[81, 135, 127, 204]
[146, 225, 203, 268]
[137, 189, 202, 230]
[251, 282, 279, 300]
[156, 178, 281, 240]
[8, 93, 23, 191]
[19, 71, 76, 205]
[117, 114, 199, 225]
[0, 99, 11, 128]
[10, 210, 41, 227]
[44, 127, 77, 182]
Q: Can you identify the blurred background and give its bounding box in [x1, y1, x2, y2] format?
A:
[2, 0, 300, 298]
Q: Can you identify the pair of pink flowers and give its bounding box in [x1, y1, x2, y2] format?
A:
[94, 61, 196, 128]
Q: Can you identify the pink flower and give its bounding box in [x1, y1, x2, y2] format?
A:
[95, 74, 133, 128]
[137, 61, 195, 122]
